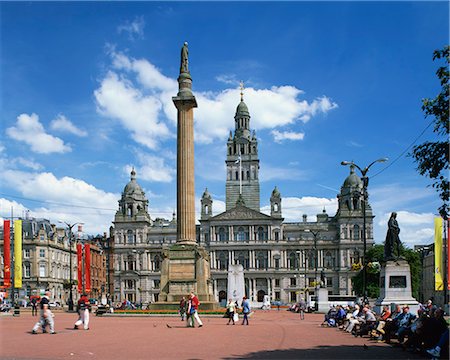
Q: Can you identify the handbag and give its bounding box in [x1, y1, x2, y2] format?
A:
[233, 313, 239, 322]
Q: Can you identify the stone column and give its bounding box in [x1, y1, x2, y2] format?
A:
[172, 42, 198, 245]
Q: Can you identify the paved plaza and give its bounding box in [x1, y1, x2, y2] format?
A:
[1, 310, 423, 360]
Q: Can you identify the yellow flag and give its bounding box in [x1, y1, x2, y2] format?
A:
[434, 217, 443, 291]
[14, 220, 23, 288]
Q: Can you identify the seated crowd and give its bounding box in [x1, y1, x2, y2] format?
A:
[320, 299, 448, 359]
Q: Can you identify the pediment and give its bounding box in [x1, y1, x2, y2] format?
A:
[210, 205, 272, 221]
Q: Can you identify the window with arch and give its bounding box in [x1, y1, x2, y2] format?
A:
[217, 251, 228, 270]
[274, 230, 280, 241]
[204, 205, 209, 214]
[235, 226, 248, 241]
[235, 251, 249, 269]
[324, 251, 334, 269]
[289, 252, 298, 270]
[246, 170, 250, 180]
[127, 230, 134, 244]
[256, 251, 268, 269]
[218, 227, 228, 242]
[273, 203, 279, 212]
[257, 226, 267, 241]
[235, 171, 239, 180]
[127, 256, 135, 271]
[353, 224, 360, 240]
[127, 206, 132, 217]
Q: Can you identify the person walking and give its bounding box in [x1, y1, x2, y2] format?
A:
[188, 292, 203, 328]
[298, 298, 307, 320]
[226, 299, 236, 325]
[179, 296, 187, 321]
[31, 291, 55, 334]
[74, 293, 90, 330]
[241, 296, 251, 325]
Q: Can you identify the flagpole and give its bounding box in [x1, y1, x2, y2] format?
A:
[239, 147, 242, 195]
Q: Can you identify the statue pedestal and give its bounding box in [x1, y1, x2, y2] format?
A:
[317, 288, 329, 313]
[374, 259, 418, 314]
[150, 243, 218, 310]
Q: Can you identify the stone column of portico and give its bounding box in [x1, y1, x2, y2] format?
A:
[173, 42, 197, 245]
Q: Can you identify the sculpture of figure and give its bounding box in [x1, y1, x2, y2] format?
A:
[180, 42, 189, 73]
[384, 212, 402, 260]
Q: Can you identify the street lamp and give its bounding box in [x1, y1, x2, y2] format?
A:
[305, 229, 320, 311]
[341, 158, 388, 304]
[59, 221, 84, 311]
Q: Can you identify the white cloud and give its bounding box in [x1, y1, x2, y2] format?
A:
[261, 196, 338, 222]
[50, 114, 87, 137]
[215, 74, 239, 85]
[117, 16, 145, 40]
[94, 71, 172, 149]
[271, 130, 305, 143]
[0, 171, 119, 235]
[6, 113, 71, 154]
[125, 152, 175, 183]
[95, 51, 338, 148]
[14, 157, 43, 171]
[376, 210, 435, 246]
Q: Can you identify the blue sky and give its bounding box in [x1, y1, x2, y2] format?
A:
[1, 1, 448, 247]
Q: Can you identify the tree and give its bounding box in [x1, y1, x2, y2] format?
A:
[411, 46, 449, 219]
[351, 244, 421, 299]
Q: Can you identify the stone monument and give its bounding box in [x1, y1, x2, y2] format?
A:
[375, 212, 418, 313]
[227, 264, 245, 306]
[151, 43, 216, 309]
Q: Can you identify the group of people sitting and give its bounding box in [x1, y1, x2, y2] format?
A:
[322, 300, 448, 359]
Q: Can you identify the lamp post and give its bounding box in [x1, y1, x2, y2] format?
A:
[305, 229, 320, 310]
[341, 158, 388, 304]
[59, 221, 84, 311]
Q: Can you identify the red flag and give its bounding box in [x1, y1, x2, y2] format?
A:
[3, 221, 11, 287]
[84, 244, 91, 293]
[77, 243, 83, 293]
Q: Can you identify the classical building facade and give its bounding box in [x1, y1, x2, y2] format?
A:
[107, 93, 374, 305]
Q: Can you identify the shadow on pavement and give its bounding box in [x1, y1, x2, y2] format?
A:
[224, 345, 424, 359]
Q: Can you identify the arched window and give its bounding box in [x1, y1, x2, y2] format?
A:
[289, 252, 298, 270]
[246, 170, 250, 180]
[236, 251, 249, 269]
[257, 227, 267, 241]
[236, 227, 246, 241]
[273, 203, 279, 212]
[204, 205, 209, 213]
[235, 171, 239, 180]
[353, 225, 360, 240]
[217, 251, 228, 270]
[256, 251, 268, 269]
[127, 230, 134, 244]
[324, 251, 334, 269]
[127, 206, 132, 217]
[218, 227, 228, 242]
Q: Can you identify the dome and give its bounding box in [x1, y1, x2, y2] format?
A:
[202, 188, 212, 200]
[235, 100, 250, 117]
[271, 186, 281, 198]
[123, 168, 145, 196]
[343, 165, 362, 188]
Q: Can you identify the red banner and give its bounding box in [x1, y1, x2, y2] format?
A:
[77, 243, 83, 293]
[84, 244, 91, 293]
[3, 221, 11, 287]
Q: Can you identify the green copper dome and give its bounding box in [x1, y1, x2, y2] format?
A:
[235, 100, 250, 117]
[343, 165, 362, 188]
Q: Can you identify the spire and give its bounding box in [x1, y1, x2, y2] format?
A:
[130, 167, 136, 181]
[240, 80, 244, 101]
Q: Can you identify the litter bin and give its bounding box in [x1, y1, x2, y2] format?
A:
[13, 304, 20, 317]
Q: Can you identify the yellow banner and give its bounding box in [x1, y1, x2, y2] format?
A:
[434, 217, 443, 291]
[14, 220, 22, 288]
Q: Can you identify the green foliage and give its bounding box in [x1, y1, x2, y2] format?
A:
[411, 46, 449, 219]
[351, 244, 421, 299]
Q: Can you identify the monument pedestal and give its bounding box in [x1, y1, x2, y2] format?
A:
[150, 243, 217, 310]
[317, 288, 329, 313]
[375, 259, 418, 313]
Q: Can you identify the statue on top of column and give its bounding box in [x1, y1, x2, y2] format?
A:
[180, 42, 189, 73]
[384, 212, 402, 261]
